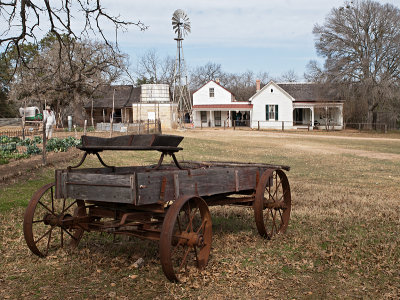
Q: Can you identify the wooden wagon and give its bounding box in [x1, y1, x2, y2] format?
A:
[23, 134, 292, 282]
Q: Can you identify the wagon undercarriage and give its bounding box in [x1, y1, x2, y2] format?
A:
[23, 134, 292, 282]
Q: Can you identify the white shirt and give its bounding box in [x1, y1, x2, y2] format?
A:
[44, 110, 56, 126]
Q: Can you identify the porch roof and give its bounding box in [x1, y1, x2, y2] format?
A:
[293, 102, 343, 108]
[192, 104, 252, 110]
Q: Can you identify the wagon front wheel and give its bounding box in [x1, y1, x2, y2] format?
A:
[160, 195, 212, 282]
[23, 183, 86, 257]
[254, 169, 291, 239]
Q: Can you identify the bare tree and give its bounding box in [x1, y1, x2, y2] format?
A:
[0, 1, 146, 57]
[279, 69, 299, 82]
[304, 60, 325, 83]
[189, 62, 225, 90]
[313, 0, 400, 123]
[224, 70, 270, 101]
[134, 49, 175, 86]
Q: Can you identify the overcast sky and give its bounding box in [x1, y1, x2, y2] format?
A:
[70, 0, 400, 80]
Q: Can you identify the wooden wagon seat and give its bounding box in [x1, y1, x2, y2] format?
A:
[70, 134, 184, 170]
[78, 134, 184, 152]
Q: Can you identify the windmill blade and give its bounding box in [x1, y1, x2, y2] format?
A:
[172, 9, 190, 37]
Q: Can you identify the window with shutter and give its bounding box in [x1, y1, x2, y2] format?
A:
[266, 105, 279, 121]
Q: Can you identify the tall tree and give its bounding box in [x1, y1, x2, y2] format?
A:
[313, 0, 400, 123]
[9, 34, 128, 124]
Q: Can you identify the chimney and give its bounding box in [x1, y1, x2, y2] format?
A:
[256, 79, 261, 92]
[216, 78, 220, 84]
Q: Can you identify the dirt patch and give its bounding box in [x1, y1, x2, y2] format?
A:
[0, 148, 80, 185]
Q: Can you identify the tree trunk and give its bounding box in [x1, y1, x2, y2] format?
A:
[73, 89, 85, 126]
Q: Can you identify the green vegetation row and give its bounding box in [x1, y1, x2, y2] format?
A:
[0, 136, 80, 165]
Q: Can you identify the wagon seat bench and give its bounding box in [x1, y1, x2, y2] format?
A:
[23, 133, 292, 282]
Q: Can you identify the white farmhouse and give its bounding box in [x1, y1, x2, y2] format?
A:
[250, 81, 344, 130]
[192, 80, 252, 128]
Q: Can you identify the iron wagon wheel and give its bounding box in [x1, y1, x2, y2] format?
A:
[159, 195, 212, 282]
[23, 182, 86, 257]
[253, 169, 291, 239]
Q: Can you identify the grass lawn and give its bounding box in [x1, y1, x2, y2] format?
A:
[0, 129, 399, 299]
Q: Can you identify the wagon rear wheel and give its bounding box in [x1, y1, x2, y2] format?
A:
[160, 195, 212, 282]
[254, 169, 291, 239]
[23, 183, 86, 257]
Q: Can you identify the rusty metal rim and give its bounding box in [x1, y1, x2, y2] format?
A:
[159, 195, 212, 282]
[23, 182, 85, 257]
[253, 169, 291, 239]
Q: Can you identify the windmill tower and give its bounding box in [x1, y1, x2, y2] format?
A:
[171, 9, 192, 124]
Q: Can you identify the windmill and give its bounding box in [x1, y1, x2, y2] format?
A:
[171, 9, 191, 124]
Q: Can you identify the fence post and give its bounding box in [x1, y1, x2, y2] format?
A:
[384, 124, 387, 134]
[223, 120, 226, 130]
[358, 123, 361, 132]
[258, 121, 260, 131]
[307, 124, 310, 131]
[233, 120, 236, 130]
[282, 121, 284, 131]
[42, 120, 47, 165]
[147, 119, 150, 134]
[201, 122, 203, 130]
[84, 120, 87, 135]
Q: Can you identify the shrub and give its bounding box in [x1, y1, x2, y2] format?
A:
[25, 143, 42, 155]
[46, 137, 80, 152]
[0, 142, 17, 153]
[18, 138, 32, 146]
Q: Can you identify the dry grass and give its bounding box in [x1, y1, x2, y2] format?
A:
[1, 129, 399, 299]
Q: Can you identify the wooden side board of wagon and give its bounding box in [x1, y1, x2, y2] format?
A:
[23, 133, 292, 282]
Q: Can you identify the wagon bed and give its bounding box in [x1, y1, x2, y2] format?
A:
[23, 134, 292, 282]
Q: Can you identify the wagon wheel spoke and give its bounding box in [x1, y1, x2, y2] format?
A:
[34, 226, 53, 245]
[38, 201, 55, 216]
[178, 247, 191, 272]
[60, 227, 64, 248]
[45, 228, 53, 256]
[196, 219, 207, 235]
[269, 209, 278, 235]
[61, 226, 79, 241]
[51, 187, 54, 212]
[62, 200, 77, 214]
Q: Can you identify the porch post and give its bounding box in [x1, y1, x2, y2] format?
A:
[209, 110, 213, 127]
[311, 106, 314, 130]
[339, 105, 343, 128]
[249, 110, 252, 128]
[228, 110, 231, 127]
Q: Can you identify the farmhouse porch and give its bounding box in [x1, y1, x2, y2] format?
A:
[293, 102, 344, 130]
[192, 104, 253, 128]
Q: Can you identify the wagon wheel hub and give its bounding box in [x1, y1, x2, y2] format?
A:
[43, 213, 74, 227]
[180, 231, 204, 247]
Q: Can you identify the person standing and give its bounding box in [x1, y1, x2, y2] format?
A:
[43, 105, 56, 139]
